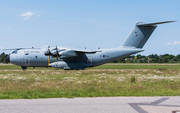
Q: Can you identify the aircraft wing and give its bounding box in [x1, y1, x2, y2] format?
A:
[57, 49, 102, 59]
[3, 48, 28, 50]
[3, 48, 40, 51]
[74, 49, 102, 53]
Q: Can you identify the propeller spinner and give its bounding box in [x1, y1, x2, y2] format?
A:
[44, 46, 52, 56]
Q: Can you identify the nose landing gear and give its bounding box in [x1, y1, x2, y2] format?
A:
[21, 66, 27, 70]
[5, 55, 10, 63]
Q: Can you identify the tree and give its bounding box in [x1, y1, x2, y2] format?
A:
[176, 54, 180, 62]
[119, 58, 126, 63]
[137, 54, 142, 59]
[162, 57, 168, 63]
[149, 54, 155, 58]
[0, 52, 8, 63]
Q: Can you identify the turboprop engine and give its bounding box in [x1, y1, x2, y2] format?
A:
[44, 46, 77, 59]
[58, 50, 77, 59]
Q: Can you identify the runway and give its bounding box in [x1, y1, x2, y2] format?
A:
[0, 97, 180, 113]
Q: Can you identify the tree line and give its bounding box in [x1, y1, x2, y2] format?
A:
[112, 54, 180, 63]
[1, 52, 180, 63]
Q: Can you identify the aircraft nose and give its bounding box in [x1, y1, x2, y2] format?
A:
[5, 55, 10, 63]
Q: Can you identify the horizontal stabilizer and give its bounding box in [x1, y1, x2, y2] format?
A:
[137, 21, 176, 26]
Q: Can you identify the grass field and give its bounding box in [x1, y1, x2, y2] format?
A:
[0, 63, 180, 99]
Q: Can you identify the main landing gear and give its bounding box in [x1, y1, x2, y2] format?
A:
[21, 66, 27, 70]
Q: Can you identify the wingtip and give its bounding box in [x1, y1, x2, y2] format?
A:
[164, 20, 177, 23]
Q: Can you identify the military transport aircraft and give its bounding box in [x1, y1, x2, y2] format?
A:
[5, 21, 175, 70]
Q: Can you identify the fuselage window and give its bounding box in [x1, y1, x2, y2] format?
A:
[11, 50, 17, 54]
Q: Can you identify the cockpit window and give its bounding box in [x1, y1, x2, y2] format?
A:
[11, 50, 17, 54]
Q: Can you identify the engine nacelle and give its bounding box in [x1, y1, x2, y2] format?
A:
[44, 51, 51, 56]
[59, 50, 77, 59]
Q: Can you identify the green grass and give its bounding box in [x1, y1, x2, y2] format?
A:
[93, 63, 180, 69]
[0, 63, 180, 99]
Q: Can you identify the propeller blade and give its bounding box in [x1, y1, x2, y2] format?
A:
[56, 45, 58, 61]
[44, 45, 52, 56]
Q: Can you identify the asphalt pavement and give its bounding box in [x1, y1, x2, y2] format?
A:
[0, 97, 180, 113]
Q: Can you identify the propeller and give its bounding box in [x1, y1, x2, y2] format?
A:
[45, 46, 51, 66]
[55, 45, 59, 61]
[53, 45, 59, 67]
[44, 46, 51, 56]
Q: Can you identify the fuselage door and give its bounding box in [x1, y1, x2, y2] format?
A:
[25, 58, 30, 66]
[87, 57, 92, 66]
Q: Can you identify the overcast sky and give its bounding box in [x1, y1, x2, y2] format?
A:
[0, 0, 180, 55]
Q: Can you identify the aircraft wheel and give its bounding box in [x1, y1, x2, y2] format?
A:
[21, 66, 27, 70]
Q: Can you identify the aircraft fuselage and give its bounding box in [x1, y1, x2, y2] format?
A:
[8, 48, 143, 69]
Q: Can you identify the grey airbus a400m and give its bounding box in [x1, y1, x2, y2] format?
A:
[5, 21, 175, 70]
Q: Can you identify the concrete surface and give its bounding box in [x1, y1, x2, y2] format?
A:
[0, 97, 180, 113]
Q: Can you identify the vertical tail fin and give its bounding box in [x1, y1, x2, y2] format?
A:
[121, 21, 175, 48]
